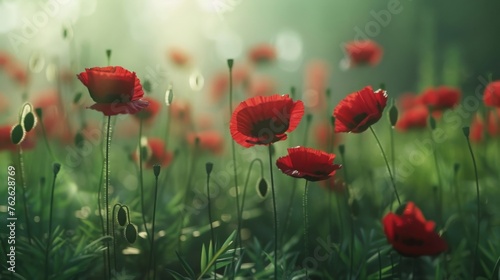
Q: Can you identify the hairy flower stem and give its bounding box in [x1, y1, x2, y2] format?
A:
[17, 147, 32, 245]
[268, 144, 279, 279]
[148, 167, 161, 280]
[389, 124, 396, 211]
[369, 126, 401, 206]
[104, 115, 112, 279]
[138, 119, 150, 238]
[464, 130, 480, 277]
[303, 180, 310, 278]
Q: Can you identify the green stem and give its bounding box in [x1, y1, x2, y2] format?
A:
[429, 130, 444, 225]
[105, 115, 112, 280]
[206, 165, 216, 279]
[228, 59, 242, 276]
[239, 159, 264, 220]
[268, 144, 279, 279]
[369, 126, 401, 206]
[149, 169, 160, 280]
[138, 119, 150, 238]
[465, 134, 480, 277]
[303, 180, 309, 277]
[339, 146, 354, 280]
[390, 124, 396, 212]
[280, 179, 298, 246]
[17, 146, 32, 245]
[44, 164, 59, 280]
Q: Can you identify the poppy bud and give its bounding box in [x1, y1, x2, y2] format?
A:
[205, 162, 213, 175]
[165, 86, 174, 106]
[257, 178, 268, 198]
[10, 124, 25, 145]
[106, 49, 112, 60]
[290, 86, 296, 99]
[124, 223, 137, 244]
[23, 112, 37, 132]
[338, 144, 345, 156]
[73, 92, 82, 104]
[269, 144, 275, 156]
[453, 163, 460, 174]
[389, 102, 398, 127]
[143, 80, 152, 93]
[306, 114, 312, 123]
[117, 206, 127, 226]
[330, 116, 335, 126]
[153, 164, 161, 177]
[35, 107, 43, 119]
[429, 115, 436, 130]
[53, 163, 61, 175]
[74, 132, 85, 149]
[62, 28, 68, 39]
[462, 127, 470, 138]
[227, 59, 234, 69]
[325, 88, 331, 98]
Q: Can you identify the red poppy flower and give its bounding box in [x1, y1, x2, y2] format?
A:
[77, 66, 149, 116]
[0, 125, 36, 152]
[333, 86, 387, 133]
[383, 202, 447, 257]
[132, 138, 173, 168]
[396, 105, 429, 131]
[421, 86, 461, 111]
[132, 96, 161, 124]
[344, 40, 382, 67]
[230, 94, 304, 148]
[487, 109, 500, 137]
[186, 131, 224, 155]
[470, 114, 484, 143]
[484, 81, 500, 107]
[167, 47, 191, 66]
[397, 93, 424, 111]
[0, 51, 11, 66]
[246, 76, 275, 97]
[276, 146, 342, 181]
[248, 44, 276, 64]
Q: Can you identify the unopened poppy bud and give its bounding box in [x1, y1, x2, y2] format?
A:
[23, 112, 37, 132]
[124, 223, 137, 244]
[143, 80, 152, 93]
[462, 127, 470, 138]
[290, 86, 296, 99]
[338, 144, 345, 156]
[453, 163, 460, 174]
[306, 114, 312, 123]
[205, 162, 213, 175]
[106, 49, 112, 60]
[117, 206, 127, 226]
[227, 59, 234, 69]
[389, 103, 398, 127]
[73, 92, 82, 104]
[53, 163, 61, 175]
[153, 164, 161, 177]
[35, 108, 43, 119]
[62, 28, 68, 39]
[429, 116, 436, 130]
[257, 178, 268, 198]
[10, 124, 25, 145]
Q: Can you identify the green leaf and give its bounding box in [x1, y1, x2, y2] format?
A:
[176, 251, 196, 279]
[200, 243, 207, 273]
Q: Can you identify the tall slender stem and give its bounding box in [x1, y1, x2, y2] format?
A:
[149, 166, 161, 280]
[44, 163, 60, 280]
[464, 130, 480, 277]
[177, 144, 197, 252]
[268, 144, 279, 279]
[389, 125, 396, 211]
[138, 119, 150, 238]
[339, 144, 354, 280]
[17, 146, 32, 245]
[104, 115, 112, 279]
[429, 130, 444, 224]
[206, 163, 216, 279]
[303, 180, 309, 277]
[369, 126, 401, 205]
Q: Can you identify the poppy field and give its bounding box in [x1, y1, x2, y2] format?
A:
[1, 1, 500, 279]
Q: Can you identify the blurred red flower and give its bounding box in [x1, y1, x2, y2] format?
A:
[186, 131, 224, 155]
[0, 125, 36, 152]
[132, 96, 161, 124]
[167, 47, 190, 66]
[487, 109, 500, 137]
[398, 93, 424, 111]
[314, 121, 342, 150]
[230, 94, 304, 147]
[276, 146, 341, 181]
[32, 90, 73, 143]
[246, 76, 275, 97]
[304, 60, 329, 111]
[470, 113, 484, 143]
[421, 86, 461, 111]
[333, 86, 387, 133]
[0, 51, 28, 85]
[344, 40, 382, 67]
[248, 44, 276, 64]
[209, 72, 229, 103]
[133, 138, 173, 169]
[383, 202, 447, 257]
[170, 99, 192, 125]
[484, 81, 500, 107]
[77, 66, 149, 116]
[396, 105, 429, 131]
